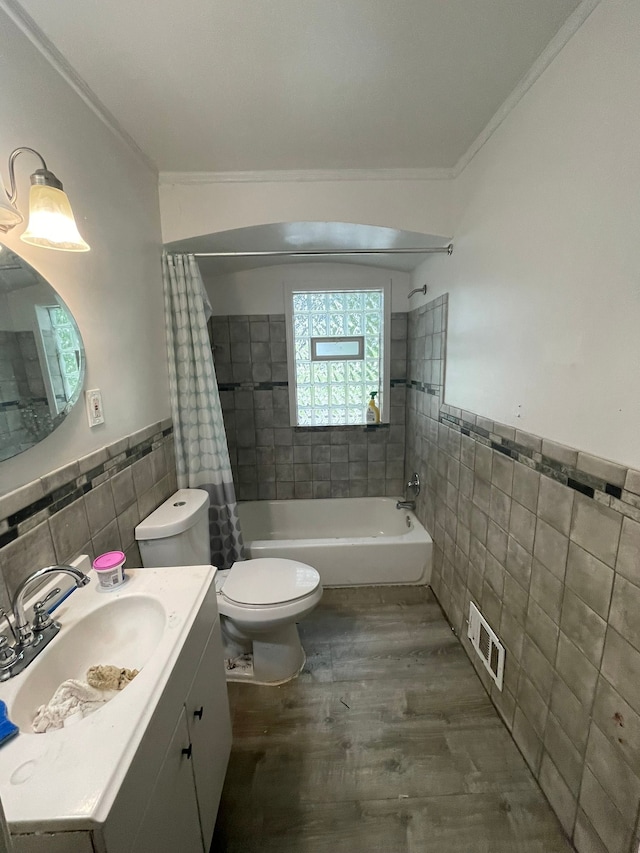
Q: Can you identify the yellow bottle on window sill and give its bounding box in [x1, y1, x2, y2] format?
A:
[366, 391, 380, 424]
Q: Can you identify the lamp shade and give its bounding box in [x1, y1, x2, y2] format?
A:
[20, 184, 90, 252]
[0, 173, 23, 232]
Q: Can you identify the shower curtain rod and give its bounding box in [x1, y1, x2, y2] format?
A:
[189, 244, 453, 258]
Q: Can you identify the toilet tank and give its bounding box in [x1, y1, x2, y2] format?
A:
[135, 488, 212, 568]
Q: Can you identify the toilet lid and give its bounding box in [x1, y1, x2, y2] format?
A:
[223, 558, 320, 606]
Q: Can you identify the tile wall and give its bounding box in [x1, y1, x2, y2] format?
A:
[406, 294, 640, 853]
[0, 420, 176, 609]
[209, 313, 408, 501]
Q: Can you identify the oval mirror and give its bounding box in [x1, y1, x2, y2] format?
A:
[0, 244, 85, 462]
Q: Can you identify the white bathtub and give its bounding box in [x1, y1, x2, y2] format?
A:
[237, 497, 432, 587]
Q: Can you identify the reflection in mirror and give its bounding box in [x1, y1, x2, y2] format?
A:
[0, 244, 85, 462]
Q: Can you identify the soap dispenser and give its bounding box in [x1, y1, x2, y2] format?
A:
[366, 391, 380, 424]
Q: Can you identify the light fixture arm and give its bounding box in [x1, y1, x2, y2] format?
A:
[5, 147, 62, 206]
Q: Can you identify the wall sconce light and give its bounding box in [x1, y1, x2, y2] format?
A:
[0, 147, 90, 252]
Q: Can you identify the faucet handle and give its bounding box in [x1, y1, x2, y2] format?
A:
[32, 588, 59, 632]
[0, 636, 17, 669]
[36, 587, 61, 607]
[406, 472, 421, 496]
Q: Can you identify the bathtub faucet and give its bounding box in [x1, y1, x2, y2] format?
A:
[397, 472, 420, 510]
[396, 499, 416, 511]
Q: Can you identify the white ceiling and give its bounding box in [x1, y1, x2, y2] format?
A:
[16, 0, 581, 173]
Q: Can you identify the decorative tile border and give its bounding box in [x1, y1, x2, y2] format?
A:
[221, 378, 409, 393]
[0, 420, 173, 549]
[218, 380, 289, 392]
[438, 408, 640, 523]
[408, 379, 442, 396]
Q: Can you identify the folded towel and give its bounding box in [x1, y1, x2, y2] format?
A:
[86, 665, 139, 691]
[32, 680, 117, 733]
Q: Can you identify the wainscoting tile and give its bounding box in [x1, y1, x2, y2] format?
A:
[84, 481, 117, 537]
[538, 477, 575, 537]
[539, 754, 578, 836]
[533, 520, 569, 581]
[591, 675, 640, 772]
[509, 501, 536, 552]
[49, 500, 91, 563]
[607, 575, 640, 653]
[41, 460, 80, 495]
[555, 633, 599, 710]
[529, 559, 564, 623]
[615, 516, 640, 586]
[0, 479, 45, 523]
[579, 768, 634, 853]
[560, 589, 607, 668]
[549, 675, 591, 755]
[512, 464, 540, 513]
[565, 543, 614, 620]
[544, 713, 583, 796]
[92, 519, 122, 558]
[512, 706, 543, 774]
[525, 598, 559, 664]
[585, 723, 640, 825]
[570, 493, 622, 568]
[1, 520, 56, 598]
[542, 439, 578, 469]
[600, 628, 640, 716]
[111, 467, 137, 515]
[576, 452, 627, 488]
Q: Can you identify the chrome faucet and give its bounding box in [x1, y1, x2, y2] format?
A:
[396, 499, 416, 510]
[0, 565, 90, 681]
[396, 472, 421, 511]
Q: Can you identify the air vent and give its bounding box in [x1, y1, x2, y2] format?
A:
[467, 602, 505, 691]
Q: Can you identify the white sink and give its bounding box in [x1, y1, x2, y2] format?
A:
[0, 560, 218, 834]
[10, 595, 166, 731]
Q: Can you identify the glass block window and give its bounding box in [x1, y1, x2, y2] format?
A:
[35, 304, 83, 415]
[288, 287, 387, 426]
[47, 306, 81, 402]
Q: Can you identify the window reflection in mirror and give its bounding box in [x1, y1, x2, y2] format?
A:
[0, 244, 85, 463]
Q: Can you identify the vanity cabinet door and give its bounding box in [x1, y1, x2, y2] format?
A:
[186, 617, 232, 849]
[131, 707, 203, 853]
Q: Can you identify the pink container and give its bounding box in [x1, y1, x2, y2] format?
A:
[93, 551, 126, 590]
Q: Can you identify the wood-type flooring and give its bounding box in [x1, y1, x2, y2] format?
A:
[211, 585, 574, 853]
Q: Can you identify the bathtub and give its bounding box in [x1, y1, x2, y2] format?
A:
[237, 497, 432, 587]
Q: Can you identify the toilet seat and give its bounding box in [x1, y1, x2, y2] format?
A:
[221, 558, 320, 606]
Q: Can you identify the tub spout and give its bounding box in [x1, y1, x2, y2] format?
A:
[396, 499, 416, 511]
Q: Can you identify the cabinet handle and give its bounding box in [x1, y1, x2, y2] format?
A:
[193, 706, 204, 720]
[181, 744, 192, 759]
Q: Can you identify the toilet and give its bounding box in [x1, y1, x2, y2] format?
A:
[134, 488, 322, 685]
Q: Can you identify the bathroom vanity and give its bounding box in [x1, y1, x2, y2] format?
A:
[0, 563, 232, 853]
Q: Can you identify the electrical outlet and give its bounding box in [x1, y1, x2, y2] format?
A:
[86, 389, 105, 427]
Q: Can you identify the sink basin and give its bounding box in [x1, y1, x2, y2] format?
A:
[0, 561, 217, 833]
[11, 594, 166, 731]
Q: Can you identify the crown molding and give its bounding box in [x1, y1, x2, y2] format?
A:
[453, 0, 603, 177]
[0, 0, 158, 175]
[159, 167, 454, 186]
[3, 0, 601, 188]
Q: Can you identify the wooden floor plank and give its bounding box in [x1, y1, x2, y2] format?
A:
[211, 585, 573, 853]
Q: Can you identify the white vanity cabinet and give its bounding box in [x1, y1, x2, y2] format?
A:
[131, 707, 203, 853]
[185, 621, 232, 847]
[102, 614, 232, 853]
[6, 569, 232, 853]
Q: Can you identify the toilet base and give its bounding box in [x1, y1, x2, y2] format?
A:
[221, 620, 307, 685]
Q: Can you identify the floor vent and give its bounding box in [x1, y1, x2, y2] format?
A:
[467, 602, 505, 691]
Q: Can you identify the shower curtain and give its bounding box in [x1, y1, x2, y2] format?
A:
[162, 252, 245, 568]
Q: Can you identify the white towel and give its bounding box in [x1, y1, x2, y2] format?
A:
[32, 680, 117, 733]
